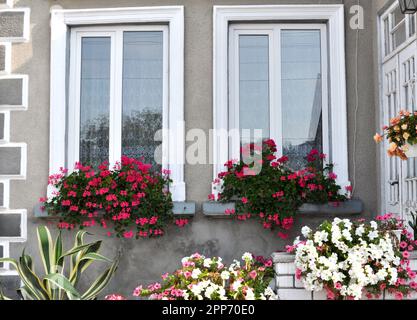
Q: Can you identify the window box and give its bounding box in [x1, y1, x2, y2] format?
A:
[202, 199, 363, 218]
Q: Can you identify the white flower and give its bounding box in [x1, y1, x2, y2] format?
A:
[232, 279, 242, 291]
[368, 230, 379, 241]
[242, 252, 253, 262]
[203, 258, 212, 268]
[355, 225, 365, 237]
[302, 226, 312, 238]
[245, 287, 255, 300]
[221, 271, 230, 280]
[191, 268, 202, 279]
[370, 221, 378, 230]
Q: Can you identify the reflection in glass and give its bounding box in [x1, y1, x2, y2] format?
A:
[281, 30, 323, 169]
[122, 31, 163, 167]
[239, 35, 270, 152]
[79, 37, 111, 167]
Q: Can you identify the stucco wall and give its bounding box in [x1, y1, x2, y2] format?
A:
[2, 0, 382, 298]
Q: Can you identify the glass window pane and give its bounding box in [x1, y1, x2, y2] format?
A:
[238, 35, 270, 146]
[392, 6, 405, 26]
[79, 37, 111, 167]
[384, 18, 391, 55]
[281, 30, 323, 170]
[393, 21, 407, 49]
[122, 31, 163, 167]
[410, 14, 416, 37]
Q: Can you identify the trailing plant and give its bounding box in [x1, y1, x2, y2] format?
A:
[374, 109, 417, 160]
[132, 253, 276, 300]
[40, 156, 186, 239]
[0, 226, 119, 300]
[210, 139, 349, 239]
[288, 217, 417, 300]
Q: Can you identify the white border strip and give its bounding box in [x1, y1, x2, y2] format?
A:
[0, 241, 10, 270]
[0, 111, 10, 142]
[212, 4, 349, 190]
[0, 42, 11, 74]
[0, 209, 27, 242]
[0, 143, 27, 179]
[0, 74, 28, 110]
[0, 179, 9, 209]
[0, 8, 30, 42]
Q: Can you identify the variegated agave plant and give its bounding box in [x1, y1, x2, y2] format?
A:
[0, 226, 119, 300]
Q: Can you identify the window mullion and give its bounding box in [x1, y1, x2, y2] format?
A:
[110, 30, 123, 167]
[272, 26, 283, 158]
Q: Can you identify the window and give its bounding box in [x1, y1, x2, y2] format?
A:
[229, 24, 328, 170]
[68, 26, 168, 169]
[213, 5, 349, 190]
[382, 3, 417, 57]
[50, 7, 185, 201]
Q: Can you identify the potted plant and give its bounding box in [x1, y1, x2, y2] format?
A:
[289, 218, 417, 300]
[374, 110, 417, 160]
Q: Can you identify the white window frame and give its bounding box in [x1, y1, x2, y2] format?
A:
[50, 7, 185, 201]
[213, 5, 349, 191]
[380, 2, 417, 61]
[228, 23, 329, 163]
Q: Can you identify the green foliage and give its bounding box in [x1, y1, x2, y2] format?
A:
[40, 156, 174, 239]
[0, 226, 119, 300]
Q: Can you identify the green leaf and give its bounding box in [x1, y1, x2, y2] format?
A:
[81, 256, 120, 300]
[44, 273, 81, 300]
[37, 226, 54, 275]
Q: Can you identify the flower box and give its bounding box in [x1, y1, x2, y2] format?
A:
[203, 199, 363, 218]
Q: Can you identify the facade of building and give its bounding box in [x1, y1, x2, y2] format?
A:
[0, 0, 416, 298]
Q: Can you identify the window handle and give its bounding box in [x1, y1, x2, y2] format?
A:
[389, 180, 399, 186]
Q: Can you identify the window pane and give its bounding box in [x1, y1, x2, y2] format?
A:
[239, 35, 270, 146]
[393, 21, 407, 49]
[392, 6, 405, 26]
[410, 14, 416, 37]
[80, 37, 111, 167]
[384, 18, 391, 55]
[122, 31, 163, 167]
[281, 30, 323, 170]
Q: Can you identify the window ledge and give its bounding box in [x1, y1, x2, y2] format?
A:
[33, 202, 196, 219]
[202, 199, 363, 218]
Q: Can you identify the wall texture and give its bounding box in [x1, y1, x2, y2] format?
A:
[0, 0, 384, 298]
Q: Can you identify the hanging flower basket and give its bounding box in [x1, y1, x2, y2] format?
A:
[374, 110, 417, 160]
[404, 143, 417, 158]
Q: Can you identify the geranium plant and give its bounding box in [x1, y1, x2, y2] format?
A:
[374, 109, 417, 160]
[288, 217, 417, 300]
[132, 253, 276, 300]
[210, 139, 349, 238]
[40, 156, 187, 239]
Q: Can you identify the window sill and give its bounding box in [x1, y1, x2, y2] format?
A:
[202, 199, 363, 218]
[33, 202, 196, 219]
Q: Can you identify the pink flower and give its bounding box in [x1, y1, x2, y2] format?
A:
[241, 197, 248, 204]
[278, 232, 289, 240]
[161, 273, 169, 280]
[183, 271, 192, 279]
[400, 241, 408, 249]
[395, 291, 404, 300]
[334, 282, 342, 290]
[133, 286, 143, 297]
[105, 294, 126, 300]
[249, 270, 257, 279]
[403, 251, 410, 259]
[295, 268, 302, 280]
[123, 231, 134, 239]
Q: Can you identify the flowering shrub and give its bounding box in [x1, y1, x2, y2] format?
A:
[211, 139, 349, 238]
[105, 294, 127, 300]
[133, 253, 277, 300]
[289, 218, 417, 300]
[40, 156, 185, 239]
[374, 109, 417, 160]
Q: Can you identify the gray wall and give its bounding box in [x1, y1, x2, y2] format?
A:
[5, 0, 383, 298]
